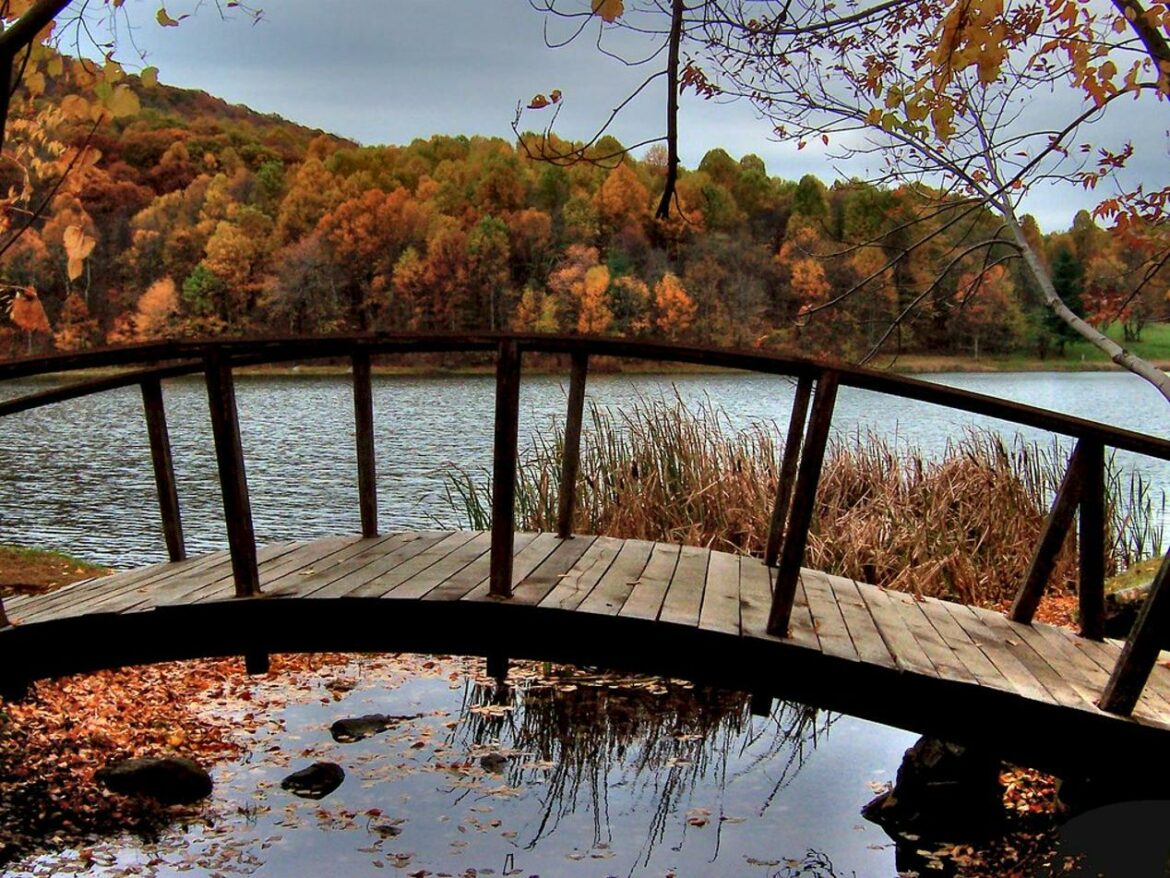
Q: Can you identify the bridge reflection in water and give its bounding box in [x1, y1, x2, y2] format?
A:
[3, 333, 1170, 786]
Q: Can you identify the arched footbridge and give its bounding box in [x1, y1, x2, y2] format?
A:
[4, 334, 1170, 783]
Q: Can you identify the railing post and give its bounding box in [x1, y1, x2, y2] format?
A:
[0, 595, 9, 629]
[1009, 439, 1087, 624]
[204, 349, 260, 597]
[489, 339, 522, 598]
[141, 377, 186, 562]
[1100, 547, 1170, 715]
[767, 370, 839, 637]
[557, 350, 589, 539]
[765, 374, 813, 567]
[352, 350, 378, 538]
[1078, 439, 1106, 640]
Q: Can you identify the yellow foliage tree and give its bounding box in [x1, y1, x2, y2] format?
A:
[653, 272, 695, 339]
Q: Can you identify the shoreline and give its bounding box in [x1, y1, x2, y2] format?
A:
[14, 352, 1169, 382]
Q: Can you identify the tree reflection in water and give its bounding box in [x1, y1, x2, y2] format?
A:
[452, 661, 834, 869]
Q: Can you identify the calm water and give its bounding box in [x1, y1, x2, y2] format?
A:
[2, 369, 1167, 877]
[0, 370, 1165, 567]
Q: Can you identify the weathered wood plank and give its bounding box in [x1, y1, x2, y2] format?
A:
[658, 545, 710, 627]
[510, 535, 598, 606]
[620, 542, 680, 622]
[699, 550, 741, 636]
[459, 533, 563, 602]
[914, 596, 1011, 690]
[16, 556, 224, 624]
[976, 608, 1095, 711]
[944, 604, 1053, 703]
[266, 533, 411, 597]
[537, 536, 623, 612]
[855, 584, 938, 677]
[798, 569, 858, 662]
[880, 588, 980, 685]
[578, 539, 655, 616]
[190, 536, 362, 604]
[341, 531, 481, 599]
[303, 532, 454, 599]
[822, 574, 897, 670]
[391, 531, 497, 600]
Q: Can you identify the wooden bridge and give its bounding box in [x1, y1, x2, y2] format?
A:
[4, 333, 1170, 783]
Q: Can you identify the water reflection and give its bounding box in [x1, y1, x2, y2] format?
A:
[6, 654, 910, 877]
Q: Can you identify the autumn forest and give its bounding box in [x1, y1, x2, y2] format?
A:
[3, 65, 1163, 364]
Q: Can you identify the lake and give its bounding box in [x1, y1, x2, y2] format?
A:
[1, 368, 1166, 877]
[1, 369, 1166, 568]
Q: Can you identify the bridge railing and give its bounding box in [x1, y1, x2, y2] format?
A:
[1, 332, 1169, 716]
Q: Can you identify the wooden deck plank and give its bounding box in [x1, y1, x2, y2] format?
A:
[577, 539, 655, 616]
[619, 542, 680, 622]
[855, 584, 939, 677]
[12, 553, 225, 623]
[510, 535, 599, 606]
[823, 574, 897, 670]
[799, 570, 859, 662]
[943, 603, 1054, 703]
[17, 530, 1170, 748]
[301, 531, 453, 599]
[537, 536, 624, 612]
[28, 549, 247, 621]
[657, 545, 710, 627]
[879, 589, 980, 685]
[459, 533, 565, 602]
[330, 531, 479, 599]
[390, 531, 496, 600]
[913, 596, 1012, 691]
[699, 550, 741, 636]
[975, 609, 1096, 712]
[267, 532, 414, 597]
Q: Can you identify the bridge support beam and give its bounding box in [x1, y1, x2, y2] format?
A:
[765, 374, 813, 568]
[1011, 439, 1087, 624]
[557, 351, 589, 540]
[352, 350, 378, 538]
[490, 340, 521, 598]
[245, 651, 270, 675]
[1100, 547, 1170, 715]
[141, 377, 186, 562]
[768, 370, 839, 637]
[204, 350, 261, 597]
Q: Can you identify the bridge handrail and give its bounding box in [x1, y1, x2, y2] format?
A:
[0, 331, 1166, 716]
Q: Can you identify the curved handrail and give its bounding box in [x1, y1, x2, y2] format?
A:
[0, 331, 1167, 716]
[1, 332, 1169, 457]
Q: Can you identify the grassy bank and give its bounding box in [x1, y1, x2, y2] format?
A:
[450, 396, 1163, 609]
[0, 546, 109, 598]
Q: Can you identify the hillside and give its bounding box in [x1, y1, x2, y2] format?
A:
[1, 68, 1164, 364]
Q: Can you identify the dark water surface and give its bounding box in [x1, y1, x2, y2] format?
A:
[2, 369, 1167, 876]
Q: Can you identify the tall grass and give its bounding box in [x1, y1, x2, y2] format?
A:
[448, 396, 1164, 607]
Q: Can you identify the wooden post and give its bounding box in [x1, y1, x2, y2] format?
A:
[489, 339, 522, 598]
[750, 692, 773, 717]
[352, 350, 378, 538]
[204, 350, 261, 597]
[245, 652, 270, 675]
[1078, 440, 1106, 641]
[1009, 440, 1086, 624]
[767, 370, 839, 637]
[487, 654, 509, 682]
[556, 351, 589, 539]
[141, 377, 186, 562]
[1099, 547, 1170, 716]
[0, 596, 9, 629]
[765, 375, 813, 567]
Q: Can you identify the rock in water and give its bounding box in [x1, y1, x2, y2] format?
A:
[862, 736, 1003, 841]
[94, 756, 213, 805]
[281, 761, 345, 799]
[330, 713, 420, 743]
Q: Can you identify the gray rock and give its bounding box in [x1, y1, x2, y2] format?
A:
[281, 761, 344, 799]
[94, 756, 212, 805]
[479, 752, 509, 774]
[330, 713, 419, 743]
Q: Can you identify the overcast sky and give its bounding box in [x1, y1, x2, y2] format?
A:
[109, 0, 1163, 232]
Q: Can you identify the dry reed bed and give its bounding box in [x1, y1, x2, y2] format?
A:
[450, 396, 1163, 608]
